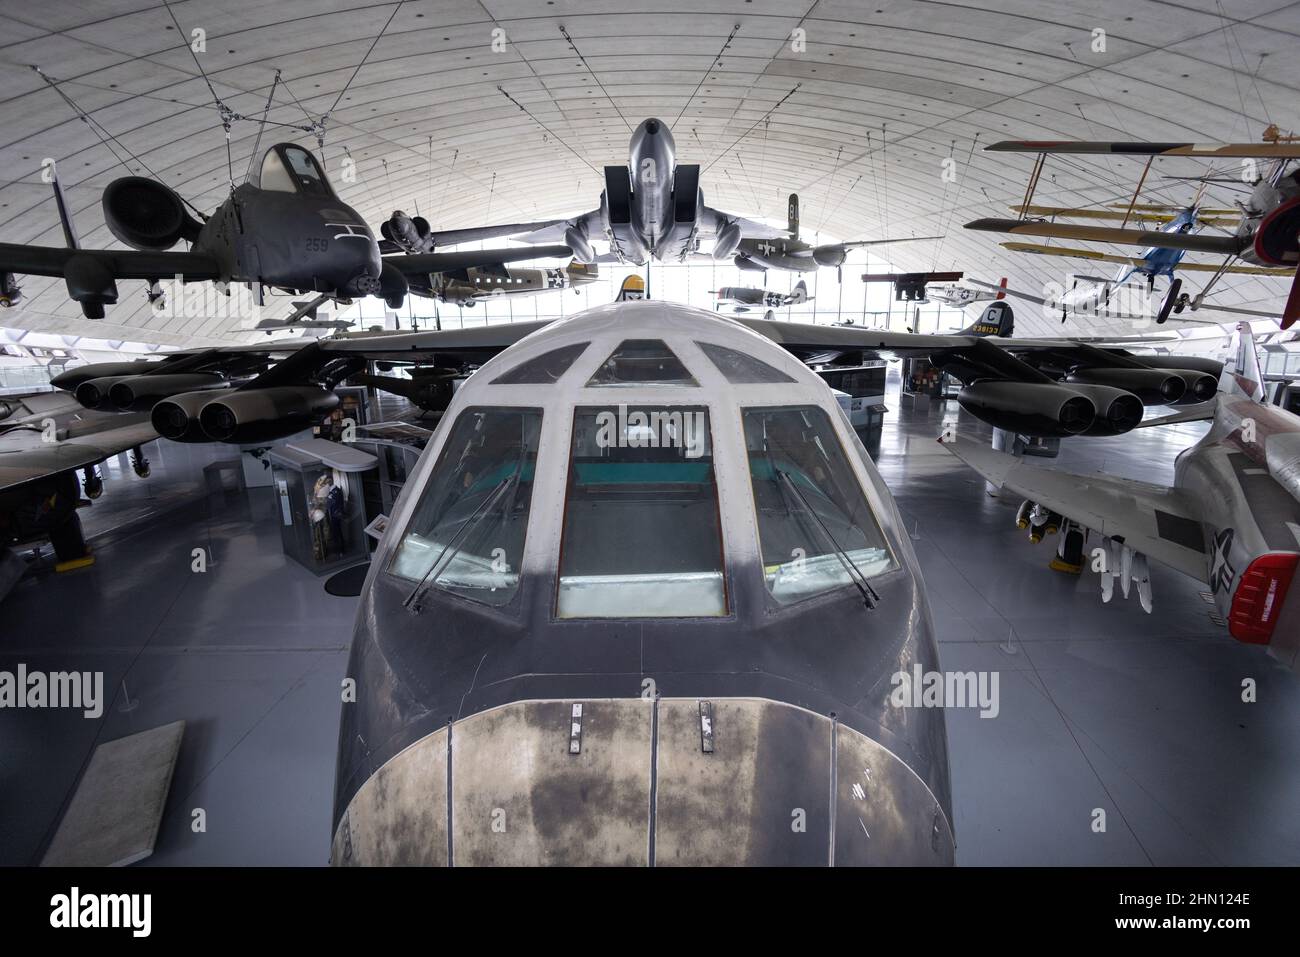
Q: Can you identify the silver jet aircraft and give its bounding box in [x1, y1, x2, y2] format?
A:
[517, 118, 791, 265]
[946, 322, 1300, 670]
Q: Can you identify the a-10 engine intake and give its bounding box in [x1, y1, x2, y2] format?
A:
[102, 177, 203, 252]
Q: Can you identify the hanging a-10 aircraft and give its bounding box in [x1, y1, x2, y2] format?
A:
[0, 143, 571, 321]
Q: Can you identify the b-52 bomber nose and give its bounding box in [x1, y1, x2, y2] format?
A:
[332, 697, 954, 866]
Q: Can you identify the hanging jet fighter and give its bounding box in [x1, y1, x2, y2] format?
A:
[734, 194, 942, 280]
[0, 144, 571, 320]
[944, 323, 1300, 671]
[516, 119, 800, 266]
[965, 133, 1300, 327]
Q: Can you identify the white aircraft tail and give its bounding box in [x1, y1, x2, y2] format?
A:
[1218, 321, 1266, 403]
[789, 280, 808, 304]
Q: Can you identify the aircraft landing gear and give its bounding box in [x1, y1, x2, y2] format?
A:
[131, 446, 150, 478]
[1157, 277, 1182, 324]
[82, 466, 103, 500]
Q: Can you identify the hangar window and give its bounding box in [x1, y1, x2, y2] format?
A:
[587, 339, 698, 386]
[389, 407, 541, 607]
[492, 342, 589, 384]
[696, 341, 796, 384]
[557, 405, 726, 618]
[744, 407, 894, 605]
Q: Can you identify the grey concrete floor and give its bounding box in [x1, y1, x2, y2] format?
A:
[2, 379, 1298, 866]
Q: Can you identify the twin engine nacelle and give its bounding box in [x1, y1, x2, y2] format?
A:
[102, 177, 204, 252]
[74, 372, 226, 411]
[957, 380, 1144, 438]
[151, 385, 339, 444]
[1065, 366, 1216, 406]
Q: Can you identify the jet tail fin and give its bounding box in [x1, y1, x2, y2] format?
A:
[50, 162, 80, 249]
[960, 301, 1014, 337]
[787, 193, 799, 240]
[1218, 321, 1266, 402]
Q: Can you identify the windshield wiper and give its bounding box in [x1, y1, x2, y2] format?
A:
[776, 468, 879, 609]
[402, 471, 519, 614]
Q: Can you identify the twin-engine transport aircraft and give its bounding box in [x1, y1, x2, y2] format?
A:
[733, 194, 942, 280]
[329, 302, 955, 865]
[946, 323, 1300, 670]
[0, 143, 571, 320]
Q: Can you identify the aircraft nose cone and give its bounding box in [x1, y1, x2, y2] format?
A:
[333, 698, 953, 866]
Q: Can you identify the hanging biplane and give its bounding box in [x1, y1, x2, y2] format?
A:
[964, 129, 1300, 327]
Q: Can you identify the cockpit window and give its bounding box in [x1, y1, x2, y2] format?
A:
[587, 339, 698, 386]
[258, 145, 332, 198]
[744, 406, 894, 604]
[696, 341, 797, 384]
[492, 342, 589, 384]
[557, 405, 725, 618]
[389, 407, 540, 607]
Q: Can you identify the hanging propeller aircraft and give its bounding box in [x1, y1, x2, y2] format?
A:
[964, 131, 1300, 327]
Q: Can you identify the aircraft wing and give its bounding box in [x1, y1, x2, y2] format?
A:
[1001, 241, 1289, 275]
[1010, 205, 1239, 228]
[841, 236, 944, 249]
[943, 435, 1209, 581]
[985, 140, 1300, 159]
[318, 320, 554, 362]
[0, 242, 223, 281]
[386, 244, 573, 277]
[966, 219, 1247, 255]
[425, 220, 564, 249]
[516, 211, 602, 246]
[0, 418, 158, 493]
[1134, 400, 1217, 428]
[705, 208, 790, 240]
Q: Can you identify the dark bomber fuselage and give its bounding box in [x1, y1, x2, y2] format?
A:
[332, 303, 953, 866]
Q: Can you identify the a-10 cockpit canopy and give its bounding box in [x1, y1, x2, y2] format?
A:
[251, 143, 336, 199]
[382, 302, 901, 620]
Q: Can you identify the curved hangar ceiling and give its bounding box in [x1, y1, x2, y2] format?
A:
[0, 0, 1296, 345]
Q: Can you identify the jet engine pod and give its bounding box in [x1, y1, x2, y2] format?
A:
[74, 376, 128, 410]
[957, 380, 1096, 437]
[1157, 368, 1217, 404]
[812, 244, 848, 268]
[151, 389, 219, 443]
[102, 176, 202, 251]
[1065, 367, 1185, 405]
[1058, 382, 1144, 436]
[197, 385, 339, 443]
[564, 226, 594, 264]
[712, 221, 743, 261]
[50, 361, 154, 391]
[109, 372, 226, 412]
